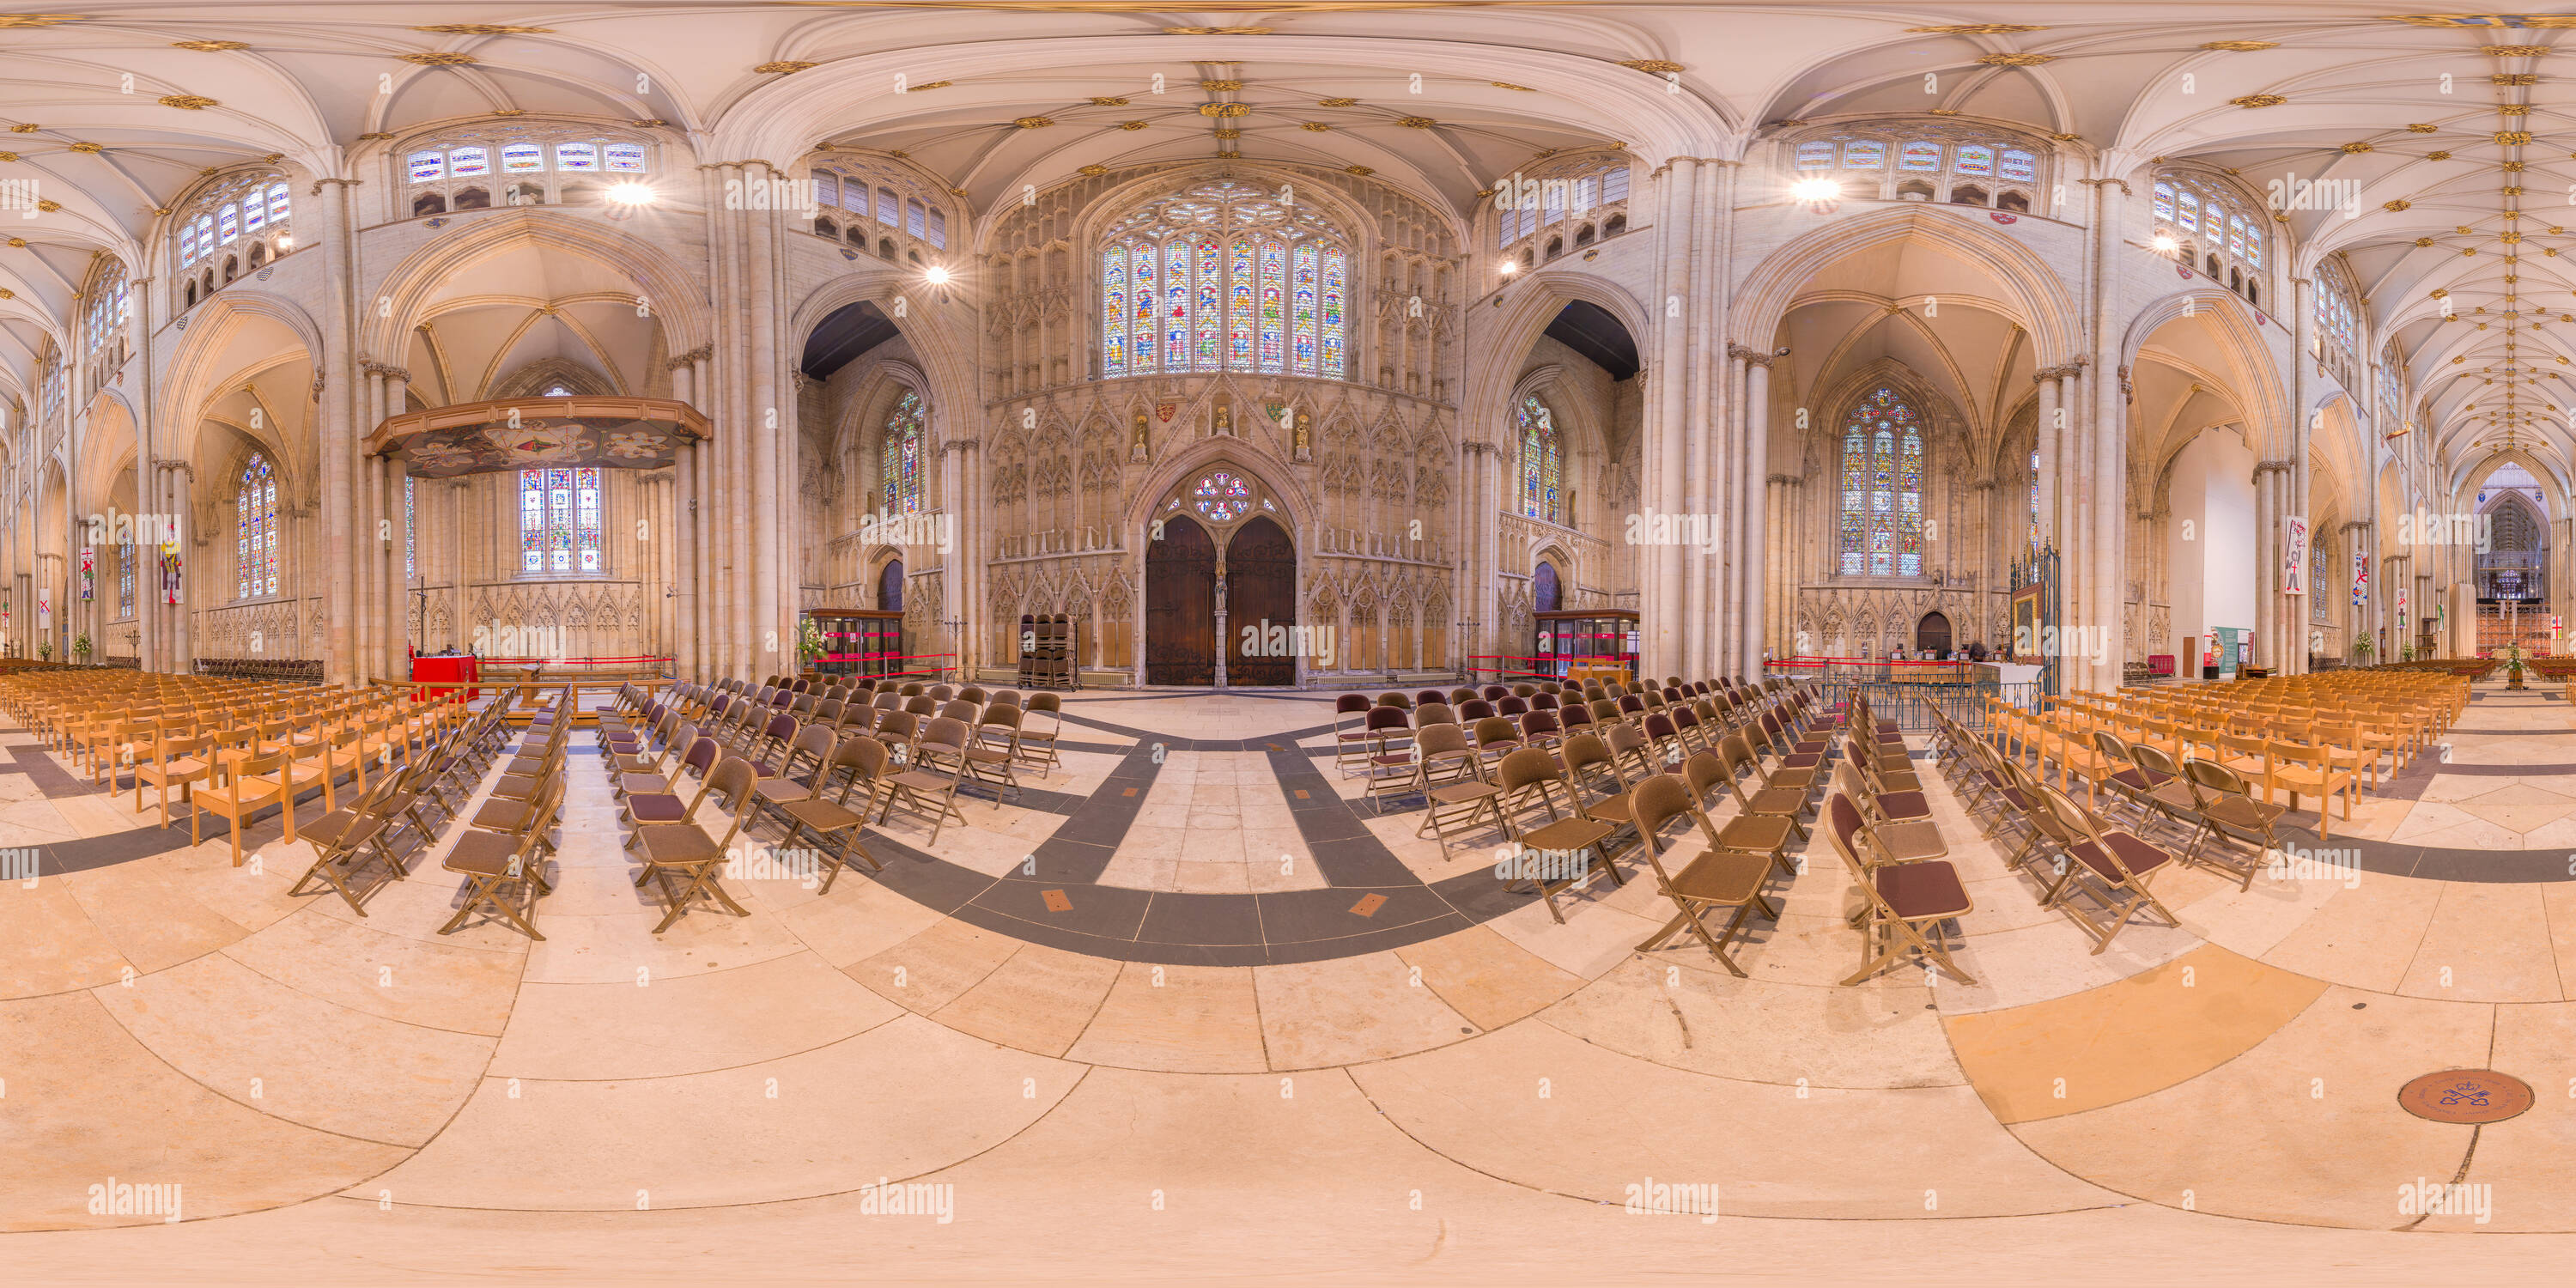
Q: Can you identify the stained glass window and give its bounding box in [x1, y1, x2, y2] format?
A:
[1101, 246, 1127, 374]
[236, 453, 278, 598]
[1795, 141, 1835, 169]
[1099, 179, 1349, 380]
[1898, 141, 1942, 172]
[118, 543, 133, 618]
[1835, 388, 1924, 577]
[1998, 149, 2036, 183]
[1258, 239, 1285, 372]
[881, 390, 925, 513]
[1191, 471, 1251, 523]
[1291, 242, 1319, 374]
[1953, 144, 1995, 177]
[1164, 240, 1190, 370]
[1228, 237, 1255, 366]
[217, 204, 240, 244]
[404, 475, 416, 583]
[2028, 447, 2041, 554]
[1129, 240, 1158, 374]
[1518, 396, 1563, 523]
[1321, 248, 1346, 378]
[1842, 140, 1886, 170]
[1194, 239, 1222, 368]
[519, 465, 602, 574]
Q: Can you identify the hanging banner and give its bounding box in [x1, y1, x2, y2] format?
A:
[78, 547, 94, 602]
[38, 588, 50, 629]
[161, 543, 183, 606]
[2352, 549, 2369, 611]
[2282, 515, 2310, 596]
[2397, 587, 2409, 633]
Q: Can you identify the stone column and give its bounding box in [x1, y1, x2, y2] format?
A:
[2255, 459, 2292, 671]
[1650, 158, 1697, 679]
[384, 369, 410, 675]
[1741, 354, 1771, 679]
[315, 175, 362, 686]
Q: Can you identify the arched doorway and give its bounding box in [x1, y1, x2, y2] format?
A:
[1224, 515, 1297, 685]
[1145, 515, 1217, 684]
[878, 558, 903, 613]
[1914, 611, 1952, 656]
[1533, 561, 1561, 613]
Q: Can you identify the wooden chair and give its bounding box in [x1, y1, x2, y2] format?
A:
[135, 730, 214, 829]
[193, 747, 295, 867]
[2268, 737, 2358, 840]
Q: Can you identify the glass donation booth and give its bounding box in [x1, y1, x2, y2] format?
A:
[1534, 609, 1640, 683]
[805, 608, 906, 679]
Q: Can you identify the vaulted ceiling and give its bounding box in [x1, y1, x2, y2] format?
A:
[1, 3, 2567, 489]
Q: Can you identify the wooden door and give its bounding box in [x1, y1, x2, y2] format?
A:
[1145, 515, 1216, 684]
[1225, 516, 1297, 686]
[878, 559, 903, 613]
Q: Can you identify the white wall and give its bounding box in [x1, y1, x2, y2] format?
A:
[2167, 428, 2257, 665]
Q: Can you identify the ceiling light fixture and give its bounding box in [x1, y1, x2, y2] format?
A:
[924, 264, 951, 286]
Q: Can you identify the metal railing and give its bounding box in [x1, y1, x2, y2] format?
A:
[1767, 657, 2042, 732]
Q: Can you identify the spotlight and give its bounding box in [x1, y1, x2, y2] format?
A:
[275, 234, 295, 251]
[1500, 260, 1519, 276]
[606, 181, 657, 207]
[2151, 234, 2179, 254]
[924, 264, 951, 286]
[1789, 178, 1841, 203]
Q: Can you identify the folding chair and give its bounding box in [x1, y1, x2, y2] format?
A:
[2034, 784, 2183, 954]
[440, 775, 561, 940]
[878, 718, 973, 844]
[768, 735, 890, 892]
[1492, 746, 1620, 923]
[1627, 774, 1778, 977]
[1825, 792, 1974, 987]
[286, 770, 411, 914]
[2179, 757, 2278, 891]
[634, 756, 759, 933]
